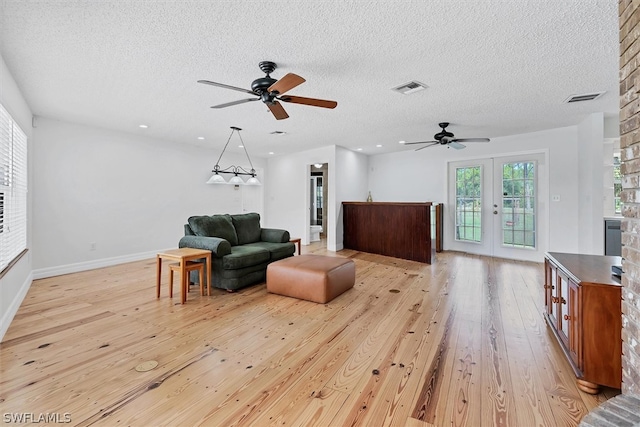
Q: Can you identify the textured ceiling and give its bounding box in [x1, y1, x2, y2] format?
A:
[0, 0, 619, 157]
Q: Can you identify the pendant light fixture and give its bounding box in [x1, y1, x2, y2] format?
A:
[206, 126, 261, 185]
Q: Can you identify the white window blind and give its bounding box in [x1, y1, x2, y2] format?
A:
[0, 103, 27, 273]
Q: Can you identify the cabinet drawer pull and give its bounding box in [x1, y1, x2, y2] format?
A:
[564, 314, 571, 320]
[561, 297, 567, 304]
[551, 296, 559, 303]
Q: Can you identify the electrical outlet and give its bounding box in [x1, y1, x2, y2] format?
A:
[552, 195, 561, 202]
[90, 242, 96, 251]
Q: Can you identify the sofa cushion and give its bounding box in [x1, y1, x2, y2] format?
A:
[188, 214, 238, 246]
[231, 213, 262, 245]
[244, 242, 295, 261]
[223, 245, 270, 270]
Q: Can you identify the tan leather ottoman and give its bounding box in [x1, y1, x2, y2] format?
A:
[266, 255, 355, 303]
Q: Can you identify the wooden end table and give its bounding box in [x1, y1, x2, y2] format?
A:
[156, 248, 212, 304]
[290, 238, 301, 255]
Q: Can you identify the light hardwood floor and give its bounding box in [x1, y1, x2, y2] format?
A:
[0, 244, 619, 426]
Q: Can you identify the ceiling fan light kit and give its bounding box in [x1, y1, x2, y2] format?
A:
[403, 122, 490, 151]
[198, 61, 337, 120]
[206, 126, 261, 186]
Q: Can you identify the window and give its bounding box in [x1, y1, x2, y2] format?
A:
[501, 161, 536, 248]
[614, 154, 622, 214]
[455, 166, 482, 242]
[0, 103, 27, 273]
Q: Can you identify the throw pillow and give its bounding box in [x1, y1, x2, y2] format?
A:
[231, 212, 262, 244]
[188, 214, 239, 246]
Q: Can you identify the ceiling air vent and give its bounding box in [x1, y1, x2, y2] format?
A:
[392, 81, 428, 95]
[563, 92, 605, 103]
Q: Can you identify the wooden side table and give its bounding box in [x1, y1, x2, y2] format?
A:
[290, 238, 301, 255]
[156, 248, 212, 304]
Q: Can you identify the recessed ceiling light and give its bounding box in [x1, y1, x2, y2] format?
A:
[356, 148, 363, 151]
[197, 136, 205, 140]
[268, 152, 274, 155]
[238, 145, 244, 148]
[376, 144, 382, 147]
[399, 140, 406, 144]
[314, 163, 323, 168]
[139, 124, 148, 129]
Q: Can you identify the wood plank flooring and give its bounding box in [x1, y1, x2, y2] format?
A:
[0, 244, 619, 426]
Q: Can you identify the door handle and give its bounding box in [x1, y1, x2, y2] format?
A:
[493, 211, 498, 214]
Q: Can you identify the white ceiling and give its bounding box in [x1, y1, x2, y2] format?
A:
[0, 1, 619, 158]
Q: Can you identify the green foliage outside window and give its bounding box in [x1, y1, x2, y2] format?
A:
[614, 155, 621, 214]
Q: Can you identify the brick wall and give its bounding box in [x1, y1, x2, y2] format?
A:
[620, 0, 640, 396]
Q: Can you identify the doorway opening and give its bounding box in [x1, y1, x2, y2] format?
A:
[309, 163, 328, 248]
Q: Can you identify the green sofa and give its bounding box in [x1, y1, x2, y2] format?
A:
[178, 212, 295, 291]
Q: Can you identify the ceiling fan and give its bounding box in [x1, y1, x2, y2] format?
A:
[198, 61, 337, 120]
[403, 122, 490, 150]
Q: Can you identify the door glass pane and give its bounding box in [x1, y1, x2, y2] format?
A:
[455, 166, 482, 242]
[502, 161, 536, 248]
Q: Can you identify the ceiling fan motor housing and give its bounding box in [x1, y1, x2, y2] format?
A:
[251, 76, 277, 94]
[435, 130, 454, 141]
[434, 122, 453, 143]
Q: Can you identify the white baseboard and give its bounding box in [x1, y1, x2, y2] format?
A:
[31, 250, 166, 280]
[0, 271, 33, 342]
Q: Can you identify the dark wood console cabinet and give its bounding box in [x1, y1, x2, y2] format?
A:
[544, 252, 622, 394]
[342, 202, 432, 263]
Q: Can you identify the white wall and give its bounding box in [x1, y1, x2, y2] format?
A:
[369, 126, 580, 258]
[604, 115, 621, 139]
[265, 145, 334, 246]
[31, 117, 266, 277]
[369, 145, 450, 203]
[334, 146, 369, 250]
[0, 54, 33, 340]
[265, 145, 368, 251]
[577, 112, 605, 255]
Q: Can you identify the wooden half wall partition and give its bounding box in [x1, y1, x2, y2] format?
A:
[342, 202, 442, 263]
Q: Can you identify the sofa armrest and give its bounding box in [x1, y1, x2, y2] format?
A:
[261, 228, 291, 243]
[179, 235, 232, 258]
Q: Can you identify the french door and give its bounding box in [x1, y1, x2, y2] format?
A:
[447, 153, 547, 262]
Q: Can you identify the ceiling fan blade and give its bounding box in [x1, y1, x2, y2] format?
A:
[198, 80, 256, 95]
[267, 101, 289, 120]
[210, 98, 259, 109]
[448, 142, 466, 150]
[280, 95, 337, 109]
[268, 73, 306, 95]
[452, 138, 490, 143]
[403, 140, 437, 146]
[415, 142, 440, 151]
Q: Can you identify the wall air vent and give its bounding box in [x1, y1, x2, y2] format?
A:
[563, 92, 605, 103]
[392, 81, 428, 95]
